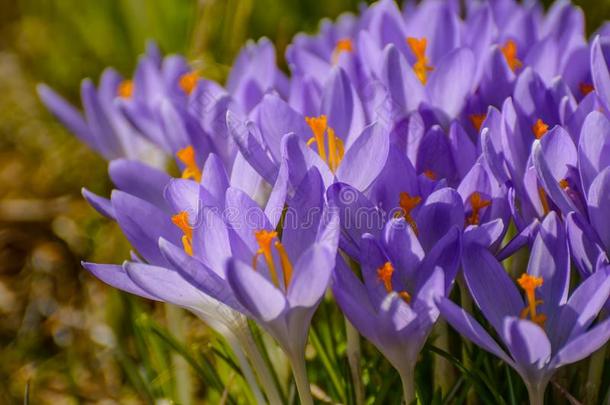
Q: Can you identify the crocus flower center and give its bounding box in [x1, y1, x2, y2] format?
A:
[176, 145, 202, 182]
[469, 114, 486, 132]
[466, 192, 491, 225]
[532, 118, 549, 139]
[305, 115, 345, 173]
[501, 39, 522, 72]
[377, 261, 411, 303]
[423, 169, 437, 180]
[172, 211, 193, 256]
[396, 192, 421, 234]
[117, 80, 134, 99]
[406, 37, 434, 84]
[559, 178, 570, 190]
[179, 71, 199, 95]
[332, 38, 353, 64]
[517, 273, 546, 327]
[579, 82, 594, 96]
[253, 230, 294, 290]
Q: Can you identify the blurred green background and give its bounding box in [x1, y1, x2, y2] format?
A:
[0, 0, 609, 403]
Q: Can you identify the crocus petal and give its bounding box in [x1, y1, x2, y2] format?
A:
[224, 187, 272, 255]
[566, 211, 604, 277]
[527, 212, 570, 317]
[163, 179, 201, 216]
[81, 79, 123, 159]
[449, 122, 477, 180]
[109, 159, 171, 211]
[382, 218, 424, 284]
[257, 94, 309, 161]
[427, 48, 475, 118]
[553, 316, 610, 368]
[82, 262, 158, 301]
[416, 125, 456, 184]
[37, 84, 95, 150]
[590, 36, 610, 111]
[200, 153, 230, 207]
[82, 188, 115, 219]
[552, 265, 610, 348]
[380, 44, 424, 113]
[321, 66, 365, 145]
[503, 317, 551, 383]
[578, 111, 610, 194]
[587, 167, 610, 252]
[226, 258, 287, 322]
[438, 298, 513, 365]
[281, 133, 334, 188]
[227, 111, 278, 184]
[111, 190, 181, 265]
[415, 187, 464, 252]
[265, 160, 289, 228]
[283, 168, 324, 260]
[462, 244, 523, 333]
[288, 244, 335, 308]
[336, 122, 390, 191]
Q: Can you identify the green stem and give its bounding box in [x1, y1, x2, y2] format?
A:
[225, 334, 266, 405]
[237, 328, 284, 405]
[289, 353, 314, 405]
[165, 305, 193, 405]
[585, 343, 607, 404]
[526, 382, 547, 405]
[397, 364, 416, 405]
[433, 320, 455, 395]
[345, 318, 364, 405]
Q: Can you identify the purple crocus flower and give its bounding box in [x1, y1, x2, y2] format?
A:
[439, 212, 610, 404]
[157, 167, 339, 405]
[38, 43, 166, 165]
[531, 110, 610, 277]
[80, 154, 290, 404]
[333, 217, 461, 403]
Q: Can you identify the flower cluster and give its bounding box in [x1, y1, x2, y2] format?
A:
[39, 0, 610, 404]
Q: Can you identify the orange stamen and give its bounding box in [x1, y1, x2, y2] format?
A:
[538, 187, 551, 215]
[501, 39, 522, 72]
[466, 192, 492, 225]
[332, 38, 353, 64]
[407, 37, 434, 85]
[172, 211, 193, 256]
[252, 230, 294, 290]
[517, 274, 546, 327]
[532, 119, 549, 139]
[179, 71, 199, 95]
[305, 115, 345, 172]
[377, 262, 411, 303]
[396, 192, 421, 234]
[579, 83, 594, 96]
[117, 80, 134, 99]
[559, 179, 570, 190]
[176, 145, 202, 182]
[469, 114, 487, 132]
[423, 170, 437, 180]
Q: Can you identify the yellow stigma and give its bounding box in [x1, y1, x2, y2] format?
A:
[117, 80, 134, 99]
[332, 38, 353, 65]
[469, 114, 487, 132]
[179, 71, 199, 95]
[396, 192, 421, 234]
[252, 230, 294, 290]
[501, 39, 522, 72]
[407, 37, 434, 85]
[532, 118, 549, 139]
[559, 178, 570, 190]
[377, 262, 411, 303]
[517, 273, 546, 327]
[172, 211, 193, 256]
[176, 145, 202, 182]
[466, 192, 492, 226]
[305, 115, 345, 173]
[579, 82, 594, 96]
